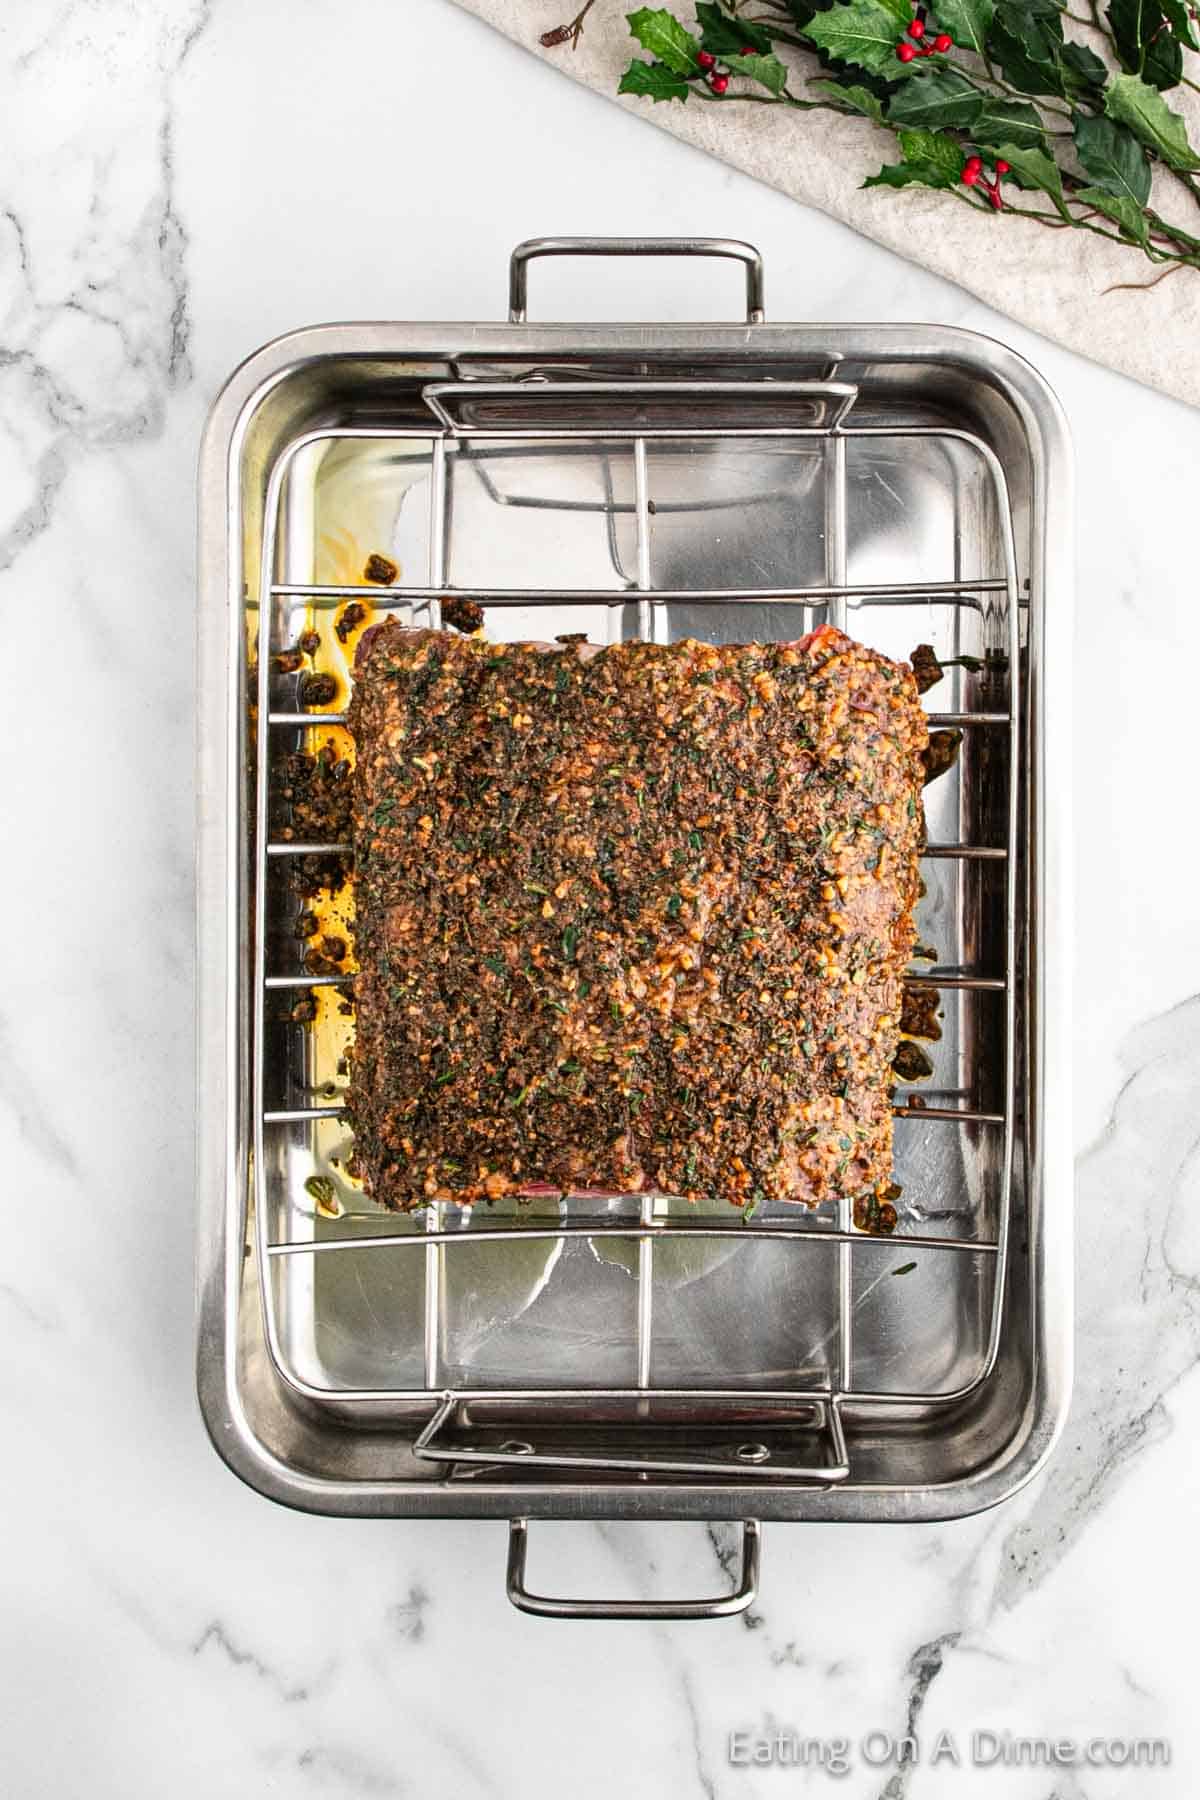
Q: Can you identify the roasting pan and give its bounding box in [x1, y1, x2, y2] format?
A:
[195, 238, 1073, 1618]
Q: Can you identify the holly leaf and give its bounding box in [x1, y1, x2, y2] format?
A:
[724, 50, 791, 93]
[1105, 71, 1200, 169]
[809, 78, 888, 120]
[854, 0, 912, 26]
[971, 98, 1048, 150]
[864, 127, 965, 187]
[932, 0, 995, 59]
[805, 0, 923, 77]
[1107, 0, 1183, 88]
[694, 1, 774, 53]
[987, 0, 1068, 96]
[888, 68, 985, 128]
[1074, 113, 1152, 204]
[1159, 0, 1200, 50]
[625, 7, 701, 73]
[1059, 40, 1109, 91]
[619, 58, 692, 99]
[990, 140, 1071, 216]
[1076, 185, 1152, 243]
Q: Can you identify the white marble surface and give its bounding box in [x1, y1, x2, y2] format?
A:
[4, 1, 1200, 1796]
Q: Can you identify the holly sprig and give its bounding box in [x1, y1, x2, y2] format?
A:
[591, 0, 1200, 277]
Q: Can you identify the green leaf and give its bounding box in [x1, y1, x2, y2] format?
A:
[932, 0, 994, 58]
[805, 0, 923, 76]
[1074, 113, 1152, 204]
[724, 49, 790, 93]
[864, 127, 965, 188]
[1076, 185, 1152, 243]
[987, 0, 1068, 97]
[625, 7, 701, 73]
[1159, 0, 1200, 50]
[695, 1, 773, 54]
[1059, 40, 1109, 91]
[1107, 0, 1182, 88]
[808, 77, 887, 120]
[618, 58, 692, 100]
[1105, 71, 1200, 169]
[887, 68, 984, 129]
[971, 98, 1048, 150]
[990, 140, 1070, 216]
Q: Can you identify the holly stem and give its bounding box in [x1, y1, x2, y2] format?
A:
[539, 0, 598, 49]
[1103, 261, 1187, 293]
[1146, 206, 1200, 252]
[1164, 164, 1200, 218]
[696, 87, 823, 107]
[741, 22, 814, 48]
[978, 68, 1073, 117]
[1001, 195, 1200, 263]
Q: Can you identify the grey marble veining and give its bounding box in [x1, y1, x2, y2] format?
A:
[3, 0, 1200, 1796]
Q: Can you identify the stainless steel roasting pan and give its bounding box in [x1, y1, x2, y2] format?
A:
[196, 239, 1073, 1618]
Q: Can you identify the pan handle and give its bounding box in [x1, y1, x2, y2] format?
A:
[508, 237, 766, 324]
[505, 1517, 761, 1620]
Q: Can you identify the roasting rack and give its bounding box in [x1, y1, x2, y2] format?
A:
[253, 241, 1018, 1581]
[197, 236, 1071, 1618]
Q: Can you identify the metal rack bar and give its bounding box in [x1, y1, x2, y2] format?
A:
[267, 1375, 990, 1413]
[265, 967, 1005, 993]
[265, 974, 348, 990]
[251, 397, 1023, 1478]
[904, 971, 1006, 990]
[413, 1394, 847, 1483]
[823, 435, 848, 633]
[892, 1104, 1004, 1122]
[421, 378, 857, 438]
[270, 578, 1009, 603]
[263, 1102, 996, 1127]
[266, 1223, 999, 1257]
[823, 427, 854, 1404]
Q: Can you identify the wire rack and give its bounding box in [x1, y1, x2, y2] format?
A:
[252, 372, 1020, 1487]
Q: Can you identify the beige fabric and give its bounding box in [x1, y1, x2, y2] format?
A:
[448, 0, 1200, 406]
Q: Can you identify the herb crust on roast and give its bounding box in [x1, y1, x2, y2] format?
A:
[346, 621, 927, 1211]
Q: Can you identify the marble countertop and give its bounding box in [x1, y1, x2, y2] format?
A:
[5, 1, 1200, 1795]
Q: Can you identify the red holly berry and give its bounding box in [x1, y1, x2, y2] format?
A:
[697, 49, 716, 69]
[740, 44, 757, 54]
[933, 30, 953, 48]
[962, 165, 981, 186]
[963, 154, 983, 175]
[710, 70, 730, 92]
[994, 158, 1011, 175]
[896, 40, 918, 59]
[908, 15, 926, 35]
